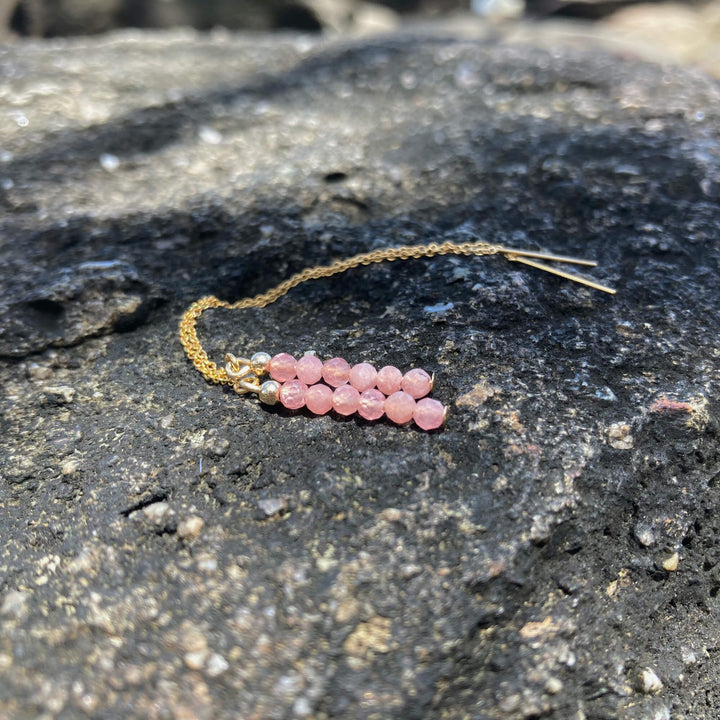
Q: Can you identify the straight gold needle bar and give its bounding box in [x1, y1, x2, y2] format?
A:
[499, 247, 599, 267]
[505, 255, 617, 294]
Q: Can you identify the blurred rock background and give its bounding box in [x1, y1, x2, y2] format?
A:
[1, 0, 720, 78]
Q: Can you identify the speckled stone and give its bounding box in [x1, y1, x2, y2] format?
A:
[0, 27, 719, 720]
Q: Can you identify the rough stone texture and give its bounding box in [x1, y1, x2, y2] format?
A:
[0, 0, 400, 38]
[496, 4, 720, 80]
[1, 27, 719, 720]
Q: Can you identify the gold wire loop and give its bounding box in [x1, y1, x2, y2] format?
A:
[179, 240, 615, 385]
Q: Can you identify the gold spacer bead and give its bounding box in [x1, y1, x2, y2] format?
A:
[251, 351, 272, 375]
[258, 380, 280, 405]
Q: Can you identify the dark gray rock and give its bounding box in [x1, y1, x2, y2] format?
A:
[0, 27, 719, 720]
[0, 0, 399, 37]
[0, 260, 161, 356]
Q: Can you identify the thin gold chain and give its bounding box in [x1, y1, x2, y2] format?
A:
[179, 239, 614, 385]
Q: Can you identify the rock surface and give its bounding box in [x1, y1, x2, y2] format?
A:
[0, 0, 400, 37]
[1, 28, 719, 720]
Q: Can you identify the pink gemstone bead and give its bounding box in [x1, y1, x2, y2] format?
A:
[279, 380, 307, 410]
[322, 357, 351, 387]
[384, 391, 416, 424]
[376, 365, 403, 395]
[349, 362, 377, 392]
[401, 368, 433, 399]
[268, 353, 297, 382]
[358, 389, 385, 421]
[413, 398, 445, 431]
[305, 384, 333, 415]
[296, 354, 323, 385]
[332, 385, 360, 416]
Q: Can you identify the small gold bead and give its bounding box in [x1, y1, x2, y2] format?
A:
[251, 351, 272, 375]
[258, 380, 280, 405]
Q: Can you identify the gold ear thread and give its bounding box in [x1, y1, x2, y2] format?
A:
[179, 240, 615, 430]
[500, 249, 616, 295]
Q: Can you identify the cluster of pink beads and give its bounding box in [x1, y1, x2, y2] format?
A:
[266, 353, 446, 431]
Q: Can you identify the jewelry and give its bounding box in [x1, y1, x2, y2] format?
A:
[179, 240, 615, 430]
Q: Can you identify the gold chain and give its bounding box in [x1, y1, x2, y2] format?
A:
[179, 239, 614, 386]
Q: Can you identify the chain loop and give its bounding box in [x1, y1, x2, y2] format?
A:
[179, 239, 614, 385]
[179, 240, 503, 384]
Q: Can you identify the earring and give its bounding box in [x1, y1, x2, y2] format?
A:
[180, 239, 615, 431]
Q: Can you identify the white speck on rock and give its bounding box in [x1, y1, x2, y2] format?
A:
[638, 667, 663, 694]
[199, 126, 222, 145]
[12, 112, 29, 127]
[423, 301, 454, 313]
[177, 515, 204, 540]
[180, 627, 208, 653]
[681, 645, 701, 665]
[205, 652, 229, 677]
[142, 502, 172, 525]
[61, 457, 82, 475]
[471, 0, 523, 18]
[258, 498, 287, 517]
[204, 435, 230, 457]
[184, 649, 208, 670]
[43, 385, 75, 404]
[196, 553, 218, 573]
[595, 386, 618, 401]
[545, 677, 563, 695]
[1, 590, 30, 619]
[274, 673, 302, 695]
[606, 422, 633, 449]
[26, 362, 53, 381]
[634, 522, 657, 547]
[293, 697, 312, 716]
[99, 153, 120, 172]
[399, 563, 422, 580]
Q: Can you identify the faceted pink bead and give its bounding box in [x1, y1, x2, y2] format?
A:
[305, 384, 333, 415]
[322, 357, 351, 387]
[401, 368, 433, 399]
[268, 353, 297, 382]
[349, 362, 377, 392]
[279, 380, 307, 410]
[376, 365, 403, 395]
[358, 389, 385, 421]
[296, 354, 323, 385]
[413, 398, 445, 431]
[332, 385, 360, 416]
[384, 391, 416, 424]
